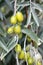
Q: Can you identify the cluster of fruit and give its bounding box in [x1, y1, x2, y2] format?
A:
[14, 44, 33, 65]
[7, 12, 24, 34]
[14, 44, 42, 65]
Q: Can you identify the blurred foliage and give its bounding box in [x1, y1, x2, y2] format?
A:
[0, 0, 43, 65]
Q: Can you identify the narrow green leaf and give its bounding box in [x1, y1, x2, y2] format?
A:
[32, 8, 39, 27]
[7, 35, 18, 51]
[0, 41, 8, 52]
[22, 28, 38, 43]
[0, 12, 3, 20]
[26, 10, 31, 27]
[0, 35, 18, 60]
[5, 0, 13, 11]
[0, 23, 6, 37]
[17, 1, 30, 7]
[32, 2, 43, 12]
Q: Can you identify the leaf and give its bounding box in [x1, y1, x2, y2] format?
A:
[22, 28, 38, 43]
[16, 1, 30, 11]
[0, 35, 18, 60]
[0, 47, 3, 56]
[31, 8, 39, 27]
[0, 12, 3, 20]
[8, 35, 18, 51]
[0, 24, 6, 37]
[32, 2, 43, 12]
[17, 1, 30, 7]
[38, 47, 43, 57]
[0, 36, 6, 45]
[5, 51, 13, 64]
[26, 10, 31, 27]
[0, 41, 8, 52]
[5, 0, 13, 11]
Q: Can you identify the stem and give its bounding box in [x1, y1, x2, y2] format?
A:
[24, 17, 33, 64]
[25, 7, 28, 20]
[16, 53, 19, 65]
[23, 35, 27, 51]
[14, 0, 17, 15]
[30, 0, 31, 12]
[23, 35, 28, 65]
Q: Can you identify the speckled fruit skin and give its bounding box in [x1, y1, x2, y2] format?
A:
[10, 15, 17, 24]
[14, 25, 21, 34]
[24, 52, 30, 61]
[16, 12, 24, 22]
[28, 57, 34, 65]
[7, 27, 13, 34]
[18, 50, 25, 60]
[15, 44, 21, 53]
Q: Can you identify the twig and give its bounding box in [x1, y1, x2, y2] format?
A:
[30, 0, 32, 12]
[14, 0, 17, 15]
[16, 53, 19, 65]
[23, 35, 27, 51]
[23, 35, 28, 65]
